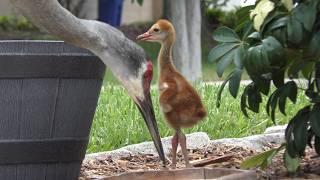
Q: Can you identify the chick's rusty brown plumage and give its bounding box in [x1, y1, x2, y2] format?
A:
[137, 19, 207, 168]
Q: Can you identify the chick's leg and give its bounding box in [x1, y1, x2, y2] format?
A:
[177, 129, 192, 168]
[171, 131, 179, 169]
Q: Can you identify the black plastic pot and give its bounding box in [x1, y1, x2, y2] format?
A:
[0, 40, 105, 179]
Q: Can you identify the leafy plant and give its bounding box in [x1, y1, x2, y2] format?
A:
[58, 0, 87, 18]
[131, 0, 144, 6]
[209, 0, 320, 173]
[203, 0, 231, 9]
[204, 8, 239, 29]
[0, 16, 35, 31]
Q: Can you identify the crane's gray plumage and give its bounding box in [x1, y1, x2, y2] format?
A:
[10, 0, 166, 166]
[10, 0, 146, 79]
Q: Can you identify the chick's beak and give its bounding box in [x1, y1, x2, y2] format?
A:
[136, 32, 153, 41]
[135, 93, 166, 166]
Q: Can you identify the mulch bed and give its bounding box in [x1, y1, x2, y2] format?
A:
[79, 144, 320, 179]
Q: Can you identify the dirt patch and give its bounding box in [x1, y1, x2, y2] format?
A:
[79, 144, 320, 179]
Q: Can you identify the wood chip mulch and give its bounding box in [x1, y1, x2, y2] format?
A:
[80, 144, 320, 179]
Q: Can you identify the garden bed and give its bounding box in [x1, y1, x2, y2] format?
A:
[79, 143, 320, 179]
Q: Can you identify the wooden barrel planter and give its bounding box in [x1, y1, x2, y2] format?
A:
[0, 40, 105, 179]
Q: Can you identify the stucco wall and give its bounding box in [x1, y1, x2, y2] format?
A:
[0, 0, 98, 19]
[0, 0, 162, 24]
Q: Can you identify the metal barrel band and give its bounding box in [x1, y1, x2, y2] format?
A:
[0, 138, 88, 165]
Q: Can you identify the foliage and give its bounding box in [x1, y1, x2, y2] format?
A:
[0, 16, 35, 31]
[58, 0, 86, 18]
[241, 144, 285, 170]
[202, 0, 231, 9]
[209, 0, 320, 173]
[131, 0, 144, 6]
[87, 84, 308, 153]
[204, 8, 238, 29]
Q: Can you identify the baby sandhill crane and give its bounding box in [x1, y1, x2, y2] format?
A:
[137, 19, 207, 168]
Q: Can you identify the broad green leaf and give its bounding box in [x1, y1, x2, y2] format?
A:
[309, 32, 320, 58]
[236, 5, 254, 21]
[262, 144, 286, 169]
[281, 0, 293, 11]
[240, 148, 278, 169]
[266, 92, 275, 115]
[250, 0, 275, 31]
[315, 136, 320, 155]
[247, 86, 262, 113]
[284, 149, 300, 174]
[288, 81, 297, 103]
[260, 12, 287, 36]
[271, 25, 287, 44]
[272, 69, 285, 88]
[270, 91, 278, 123]
[216, 74, 232, 108]
[286, 119, 297, 157]
[238, 22, 254, 39]
[286, 106, 310, 157]
[310, 107, 320, 137]
[241, 85, 250, 117]
[246, 46, 268, 74]
[208, 43, 238, 63]
[267, 16, 288, 32]
[262, 36, 283, 60]
[248, 32, 261, 40]
[216, 49, 235, 77]
[229, 69, 242, 98]
[301, 62, 314, 79]
[278, 92, 287, 115]
[265, 81, 297, 122]
[287, 16, 303, 45]
[253, 76, 271, 95]
[293, 112, 309, 155]
[294, 3, 316, 32]
[213, 26, 240, 43]
[234, 45, 245, 69]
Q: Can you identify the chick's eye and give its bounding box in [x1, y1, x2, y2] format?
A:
[153, 28, 159, 32]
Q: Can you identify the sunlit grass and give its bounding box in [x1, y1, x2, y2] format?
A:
[87, 83, 309, 153]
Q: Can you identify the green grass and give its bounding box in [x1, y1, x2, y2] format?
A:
[87, 84, 309, 153]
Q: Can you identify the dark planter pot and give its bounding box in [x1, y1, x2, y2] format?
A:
[0, 40, 105, 180]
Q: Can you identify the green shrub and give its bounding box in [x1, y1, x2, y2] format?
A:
[204, 8, 239, 29]
[209, 0, 320, 174]
[0, 16, 36, 31]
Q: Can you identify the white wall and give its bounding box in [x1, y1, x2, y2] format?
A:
[0, 0, 161, 24]
[0, 0, 98, 19]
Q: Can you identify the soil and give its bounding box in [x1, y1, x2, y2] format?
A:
[79, 144, 320, 179]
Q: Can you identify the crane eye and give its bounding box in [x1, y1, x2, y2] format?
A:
[153, 28, 160, 32]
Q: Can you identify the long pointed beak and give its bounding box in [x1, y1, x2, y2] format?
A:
[135, 93, 166, 166]
[136, 32, 152, 41]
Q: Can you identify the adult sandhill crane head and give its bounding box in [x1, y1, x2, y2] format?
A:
[9, 0, 165, 165]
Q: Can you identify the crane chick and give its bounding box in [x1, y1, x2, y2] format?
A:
[137, 19, 207, 168]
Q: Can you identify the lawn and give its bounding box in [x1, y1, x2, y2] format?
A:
[87, 83, 309, 153]
[81, 28, 306, 154]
